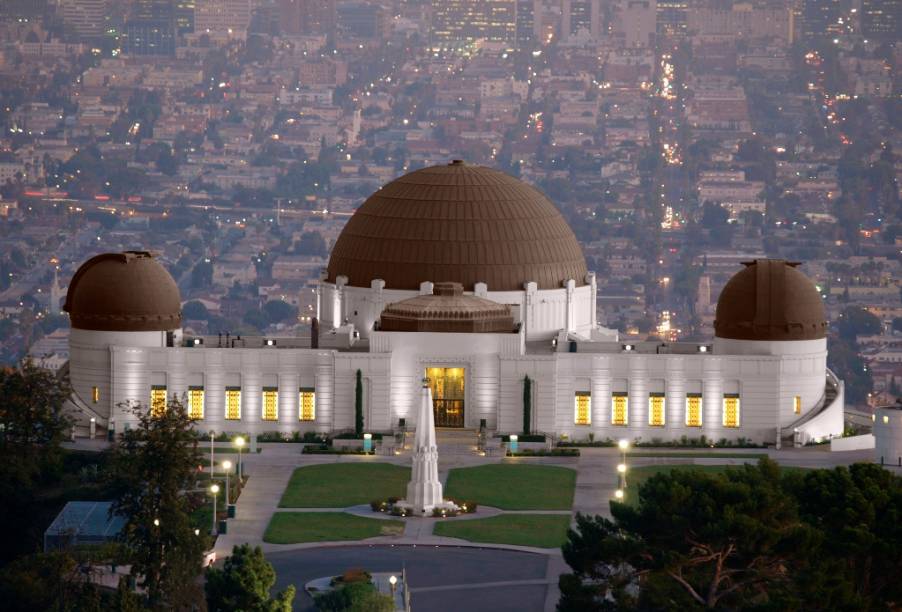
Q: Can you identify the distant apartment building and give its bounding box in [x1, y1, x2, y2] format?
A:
[195, 0, 254, 35]
[861, 0, 900, 43]
[561, 0, 602, 41]
[431, 0, 517, 48]
[59, 0, 109, 39]
[278, 0, 336, 36]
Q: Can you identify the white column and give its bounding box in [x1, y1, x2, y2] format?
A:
[703, 358, 723, 441]
[591, 355, 611, 438]
[587, 272, 597, 328]
[629, 354, 648, 434]
[315, 352, 334, 433]
[665, 357, 685, 439]
[564, 279, 576, 333]
[335, 275, 348, 326]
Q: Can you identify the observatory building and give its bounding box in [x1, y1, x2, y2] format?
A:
[63, 162, 843, 446]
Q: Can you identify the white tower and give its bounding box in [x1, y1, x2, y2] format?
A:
[405, 379, 444, 514]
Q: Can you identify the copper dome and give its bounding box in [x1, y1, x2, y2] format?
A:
[714, 259, 827, 341]
[65, 251, 182, 332]
[326, 161, 587, 291]
[380, 282, 515, 333]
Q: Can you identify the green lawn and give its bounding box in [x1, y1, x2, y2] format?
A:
[264, 512, 404, 544]
[444, 464, 576, 510]
[434, 514, 571, 548]
[630, 452, 769, 459]
[621, 464, 810, 506]
[278, 463, 410, 508]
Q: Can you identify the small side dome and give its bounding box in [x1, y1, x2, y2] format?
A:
[65, 251, 182, 332]
[715, 259, 826, 341]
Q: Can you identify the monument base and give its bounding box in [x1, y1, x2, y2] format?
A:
[394, 499, 460, 516]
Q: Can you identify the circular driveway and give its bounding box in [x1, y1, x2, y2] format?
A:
[267, 544, 554, 612]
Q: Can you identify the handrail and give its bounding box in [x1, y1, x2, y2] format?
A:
[785, 367, 841, 433]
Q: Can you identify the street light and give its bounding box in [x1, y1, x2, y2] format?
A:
[209, 431, 215, 474]
[618, 439, 629, 490]
[234, 436, 245, 481]
[614, 489, 624, 500]
[389, 575, 397, 596]
[222, 460, 232, 507]
[210, 483, 220, 535]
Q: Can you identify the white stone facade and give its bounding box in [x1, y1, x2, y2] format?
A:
[70, 320, 842, 446]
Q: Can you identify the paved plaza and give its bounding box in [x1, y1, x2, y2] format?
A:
[204, 434, 878, 611]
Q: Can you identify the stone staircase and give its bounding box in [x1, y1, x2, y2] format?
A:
[435, 428, 482, 455]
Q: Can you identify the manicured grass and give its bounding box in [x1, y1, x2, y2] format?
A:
[278, 463, 410, 508]
[264, 512, 404, 544]
[630, 452, 769, 459]
[444, 464, 576, 510]
[621, 464, 810, 506]
[434, 514, 571, 548]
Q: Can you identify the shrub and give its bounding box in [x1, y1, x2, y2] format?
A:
[432, 506, 458, 517]
[256, 431, 286, 443]
[331, 568, 371, 586]
[315, 581, 393, 612]
[449, 499, 477, 513]
[370, 499, 387, 512]
[387, 496, 399, 505]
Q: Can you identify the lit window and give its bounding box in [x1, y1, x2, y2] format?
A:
[151, 386, 167, 417]
[574, 392, 591, 425]
[299, 388, 316, 421]
[723, 394, 740, 428]
[649, 394, 665, 426]
[92, 386, 100, 403]
[612, 393, 628, 426]
[188, 386, 204, 419]
[686, 394, 702, 427]
[793, 396, 801, 415]
[883, 415, 889, 424]
[262, 387, 278, 421]
[225, 387, 241, 420]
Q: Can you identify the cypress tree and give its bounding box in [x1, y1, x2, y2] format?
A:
[523, 375, 531, 435]
[355, 369, 364, 437]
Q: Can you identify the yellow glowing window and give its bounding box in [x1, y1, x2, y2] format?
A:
[299, 388, 316, 421]
[686, 394, 702, 427]
[723, 395, 740, 428]
[574, 392, 591, 425]
[793, 395, 801, 415]
[188, 386, 204, 419]
[262, 387, 278, 421]
[225, 387, 241, 420]
[612, 393, 628, 426]
[92, 386, 99, 403]
[150, 386, 167, 416]
[649, 394, 665, 426]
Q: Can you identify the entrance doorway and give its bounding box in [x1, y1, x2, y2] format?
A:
[425, 367, 465, 428]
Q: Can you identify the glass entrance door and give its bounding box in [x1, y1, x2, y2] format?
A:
[425, 367, 465, 428]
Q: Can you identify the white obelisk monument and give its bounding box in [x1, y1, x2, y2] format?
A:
[405, 378, 444, 514]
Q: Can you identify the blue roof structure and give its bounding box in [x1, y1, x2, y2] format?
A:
[43, 501, 126, 552]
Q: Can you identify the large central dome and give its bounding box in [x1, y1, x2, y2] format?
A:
[326, 161, 587, 291]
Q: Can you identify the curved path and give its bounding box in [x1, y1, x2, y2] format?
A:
[268, 544, 561, 612]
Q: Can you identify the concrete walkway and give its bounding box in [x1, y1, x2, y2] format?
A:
[209, 441, 880, 611]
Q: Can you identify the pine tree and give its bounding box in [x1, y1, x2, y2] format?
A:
[355, 369, 364, 437]
[108, 397, 206, 610]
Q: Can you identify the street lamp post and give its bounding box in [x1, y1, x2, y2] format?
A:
[234, 436, 245, 482]
[618, 438, 629, 491]
[222, 460, 232, 507]
[389, 575, 397, 597]
[210, 483, 220, 535]
[209, 431, 215, 474]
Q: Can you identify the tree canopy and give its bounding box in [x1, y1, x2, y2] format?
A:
[107, 398, 206, 610]
[559, 460, 902, 611]
[205, 544, 294, 612]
